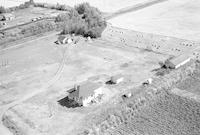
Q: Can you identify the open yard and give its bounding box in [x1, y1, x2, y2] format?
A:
[0, 28, 169, 134]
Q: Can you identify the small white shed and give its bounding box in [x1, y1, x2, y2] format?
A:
[57, 36, 73, 44]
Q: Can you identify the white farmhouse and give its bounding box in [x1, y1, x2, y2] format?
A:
[110, 74, 124, 84]
[68, 82, 102, 107]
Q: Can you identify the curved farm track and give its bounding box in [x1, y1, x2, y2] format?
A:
[0, 46, 69, 135]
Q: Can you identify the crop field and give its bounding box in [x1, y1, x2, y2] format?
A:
[177, 67, 200, 96]
[106, 91, 200, 135]
[1, 0, 152, 12]
[108, 0, 200, 41]
[102, 25, 200, 57]
[37, 0, 151, 13]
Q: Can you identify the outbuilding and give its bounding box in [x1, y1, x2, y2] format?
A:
[56, 35, 73, 44]
[1, 13, 15, 21]
[106, 74, 124, 84]
[164, 54, 191, 69]
[68, 82, 102, 107]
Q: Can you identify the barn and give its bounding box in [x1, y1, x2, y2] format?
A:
[68, 82, 102, 107]
[165, 54, 191, 69]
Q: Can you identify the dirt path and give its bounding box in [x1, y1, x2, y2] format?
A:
[0, 31, 58, 52]
[106, 0, 168, 20]
[0, 45, 70, 135]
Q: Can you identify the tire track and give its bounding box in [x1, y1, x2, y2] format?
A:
[0, 45, 69, 135]
[106, 0, 168, 20]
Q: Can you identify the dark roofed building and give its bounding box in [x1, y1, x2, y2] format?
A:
[67, 82, 102, 107]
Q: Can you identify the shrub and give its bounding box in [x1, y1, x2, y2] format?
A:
[21, 21, 56, 36]
[34, 2, 72, 11]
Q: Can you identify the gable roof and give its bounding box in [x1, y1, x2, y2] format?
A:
[58, 35, 67, 42]
[169, 54, 191, 67]
[78, 81, 101, 99]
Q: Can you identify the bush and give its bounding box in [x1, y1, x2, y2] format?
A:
[21, 21, 56, 36]
[0, 6, 6, 14]
[58, 3, 107, 38]
[34, 2, 72, 11]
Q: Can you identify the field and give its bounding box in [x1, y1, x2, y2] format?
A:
[2, 0, 151, 12]
[0, 7, 63, 30]
[105, 91, 200, 135]
[0, 0, 27, 8]
[102, 25, 200, 57]
[108, 0, 200, 41]
[0, 32, 62, 104]
[177, 67, 200, 95]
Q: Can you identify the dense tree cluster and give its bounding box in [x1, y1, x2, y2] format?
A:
[56, 3, 107, 38]
[0, 6, 6, 14]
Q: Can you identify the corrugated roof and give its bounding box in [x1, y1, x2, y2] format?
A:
[169, 54, 191, 66]
[78, 81, 101, 99]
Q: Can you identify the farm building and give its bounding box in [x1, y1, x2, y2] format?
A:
[0, 15, 4, 21]
[164, 54, 191, 69]
[56, 35, 73, 44]
[106, 74, 124, 84]
[67, 82, 102, 107]
[0, 13, 15, 21]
